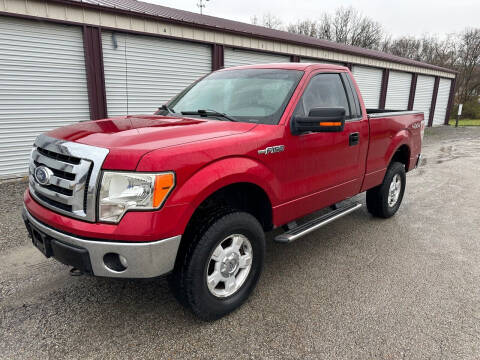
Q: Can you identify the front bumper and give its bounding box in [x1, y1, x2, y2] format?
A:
[22, 206, 181, 278]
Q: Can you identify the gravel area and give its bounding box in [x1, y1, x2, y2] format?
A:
[1, 126, 479, 359]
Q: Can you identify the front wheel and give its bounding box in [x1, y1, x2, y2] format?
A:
[169, 211, 265, 321]
[366, 161, 406, 218]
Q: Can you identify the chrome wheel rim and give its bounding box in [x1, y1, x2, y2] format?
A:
[206, 234, 253, 298]
[388, 174, 402, 207]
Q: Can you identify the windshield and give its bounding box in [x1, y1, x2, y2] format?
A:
[164, 69, 303, 124]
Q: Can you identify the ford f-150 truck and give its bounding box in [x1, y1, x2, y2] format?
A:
[22, 63, 423, 320]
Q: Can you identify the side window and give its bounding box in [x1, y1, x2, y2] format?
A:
[294, 73, 351, 118]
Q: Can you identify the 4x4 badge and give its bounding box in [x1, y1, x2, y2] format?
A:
[258, 145, 285, 155]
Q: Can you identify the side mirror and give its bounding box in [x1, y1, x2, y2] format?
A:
[291, 107, 346, 134]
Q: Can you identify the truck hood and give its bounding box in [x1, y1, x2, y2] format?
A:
[47, 115, 257, 170]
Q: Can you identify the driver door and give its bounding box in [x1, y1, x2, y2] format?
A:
[278, 71, 369, 219]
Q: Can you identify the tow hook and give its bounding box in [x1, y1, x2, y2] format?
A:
[69, 267, 83, 276]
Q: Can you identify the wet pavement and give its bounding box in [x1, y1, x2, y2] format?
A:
[1, 126, 479, 359]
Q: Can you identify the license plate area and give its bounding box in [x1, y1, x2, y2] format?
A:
[30, 225, 52, 257]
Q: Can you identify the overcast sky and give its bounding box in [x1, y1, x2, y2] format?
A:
[146, 0, 478, 38]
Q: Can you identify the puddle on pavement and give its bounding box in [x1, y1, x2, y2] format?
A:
[414, 137, 480, 175]
[436, 138, 480, 164]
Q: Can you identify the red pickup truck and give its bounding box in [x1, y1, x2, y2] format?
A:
[22, 63, 423, 320]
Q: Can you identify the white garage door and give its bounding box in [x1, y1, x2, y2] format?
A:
[0, 17, 90, 178]
[385, 71, 412, 110]
[432, 78, 452, 126]
[352, 66, 383, 109]
[300, 58, 343, 66]
[224, 48, 289, 68]
[102, 32, 211, 116]
[413, 75, 435, 123]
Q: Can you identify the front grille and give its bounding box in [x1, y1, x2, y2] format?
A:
[35, 192, 73, 212]
[37, 147, 81, 165]
[29, 134, 109, 222]
[42, 184, 73, 196]
[34, 160, 76, 181]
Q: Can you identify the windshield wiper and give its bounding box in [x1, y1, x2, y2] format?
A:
[160, 104, 176, 115]
[181, 109, 238, 122]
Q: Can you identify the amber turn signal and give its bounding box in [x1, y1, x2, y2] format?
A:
[153, 173, 175, 207]
[319, 122, 342, 126]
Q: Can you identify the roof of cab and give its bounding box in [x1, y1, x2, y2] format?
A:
[218, 63, 348, 72]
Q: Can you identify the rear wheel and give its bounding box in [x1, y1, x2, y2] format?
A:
[169, 211, 265, 321]
[366, 161, 406, 218]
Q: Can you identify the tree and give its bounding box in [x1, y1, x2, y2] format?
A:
[250, 13, 283, 30]
[456, 28, 480, 103]
[285, 7, 384, 49]
[286, 19, 319, 38]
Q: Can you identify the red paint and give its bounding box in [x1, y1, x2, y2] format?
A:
[26, 63, 422, 242]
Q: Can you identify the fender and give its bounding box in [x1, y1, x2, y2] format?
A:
[361, 129, 412, 192]
[165, 156, 279, 234]
[385, 129, 412, 167]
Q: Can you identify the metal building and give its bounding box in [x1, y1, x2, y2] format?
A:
[0, 0, 456, 178]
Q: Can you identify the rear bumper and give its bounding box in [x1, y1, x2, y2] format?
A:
[415, 153, 422, 168]
[22, 206, 181, 278]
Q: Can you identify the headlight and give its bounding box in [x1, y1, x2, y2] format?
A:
[98, 171, 175, 223]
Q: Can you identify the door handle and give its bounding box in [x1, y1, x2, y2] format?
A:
[349, 132, 360, 146]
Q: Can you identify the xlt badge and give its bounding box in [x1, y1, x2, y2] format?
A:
[258, 145, 285, 155]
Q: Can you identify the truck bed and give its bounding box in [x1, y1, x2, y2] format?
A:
[366, 109, 423, 118]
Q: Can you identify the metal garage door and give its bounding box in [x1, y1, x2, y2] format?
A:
[224, 48, 289, 68]
[300, 58, 343, 65]
[102, 32, 211, 116]
[352, 66, 383, 109]
[385, 71, 412, 110]
[432, 78, 452, 126]
[413, 75, 435, 123]
[0, 17, 90, 178]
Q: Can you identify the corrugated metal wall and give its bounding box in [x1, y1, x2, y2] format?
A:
[385, 71, 412, 110]
[413, 75, 435, 123]
[432, 78, 452, 126]
[352, 66, 383, 109]
[102, 31, 211, 116]
[224, 48, 289, 68]
[0, 16, 90, 178]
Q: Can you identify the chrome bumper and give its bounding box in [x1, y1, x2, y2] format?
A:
[23, 206, 181, 278]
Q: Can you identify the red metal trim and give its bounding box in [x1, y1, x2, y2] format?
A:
[428, 77, 440, 127]
[83, 26, 108, 120]
[290, 55, 300, 62]
[42, 1, 457, 74]
[211, 44, 224, 71]
[444, 76, 457, 125]
[407, 73, 418, 111]
[379, 69, 390, 109]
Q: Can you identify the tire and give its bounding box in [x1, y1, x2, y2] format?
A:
[366, 161, 406, 218]
[169, 211, 265, 321]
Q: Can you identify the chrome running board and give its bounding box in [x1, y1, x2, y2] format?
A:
[274, 202, 362, 243]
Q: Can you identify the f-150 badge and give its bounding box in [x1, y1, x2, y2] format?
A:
[258, 145, 285, 155]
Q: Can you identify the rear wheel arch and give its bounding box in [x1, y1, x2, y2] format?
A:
[390, 144, 411, 170]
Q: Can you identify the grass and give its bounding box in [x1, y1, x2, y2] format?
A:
[448, 118, 480, 126]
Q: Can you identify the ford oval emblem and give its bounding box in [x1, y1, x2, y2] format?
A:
[34, 166, 53, 185]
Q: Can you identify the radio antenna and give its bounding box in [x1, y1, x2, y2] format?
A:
[197, 0, 210, 15]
